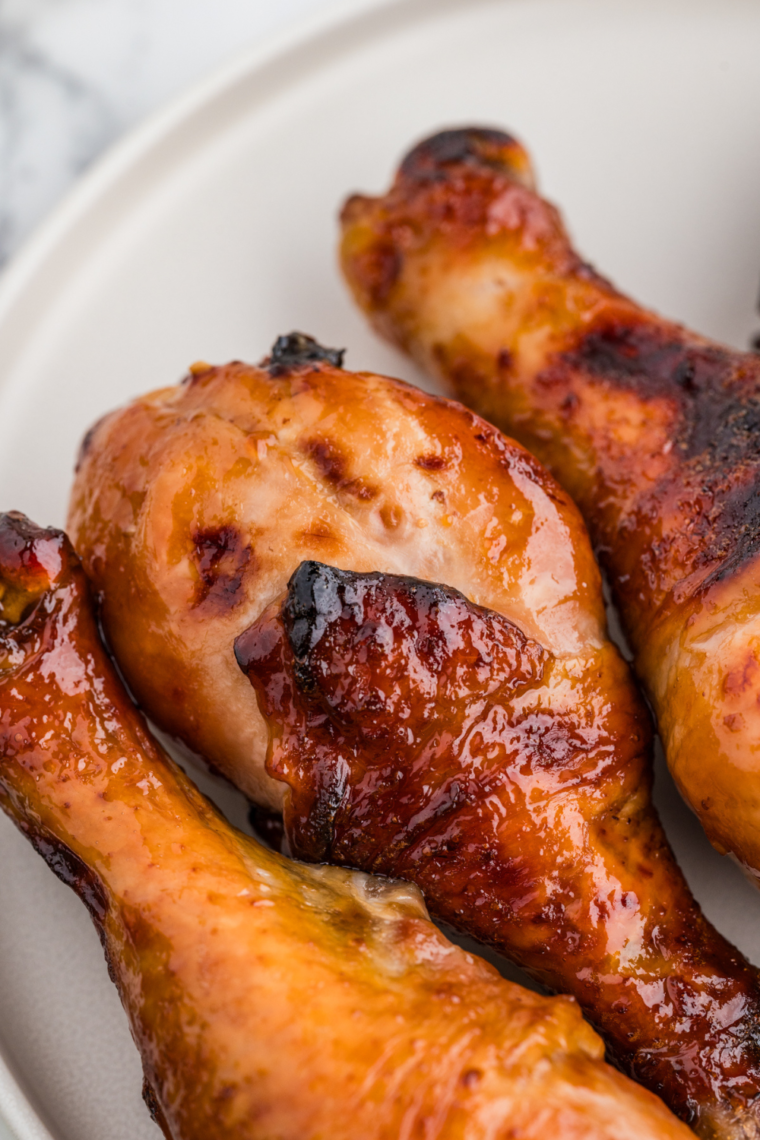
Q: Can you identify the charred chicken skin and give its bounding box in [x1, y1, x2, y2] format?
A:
[339, 127, 760, 885]
[238, 560, 760, 1140]
[68, 340, 760, 1135]
[0, 510, 695, 1140]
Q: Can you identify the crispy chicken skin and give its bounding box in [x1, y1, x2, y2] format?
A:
[339, 127, 760, 883]
[69, 341, 760, 1134]
[238, 561, 760, 1140]
[0, 511, 696, 1140]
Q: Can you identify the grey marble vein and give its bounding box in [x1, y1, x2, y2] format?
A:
[0, 20, 117, 262]
[0, 0, 326, 268]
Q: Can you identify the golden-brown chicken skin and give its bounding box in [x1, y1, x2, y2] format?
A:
[0, 511, 697, 1140]
[69, 341, 760, 1135]
[339, 127, 760, 885]
[68, 334, 608, 812]
[237, 560, 760, 1140]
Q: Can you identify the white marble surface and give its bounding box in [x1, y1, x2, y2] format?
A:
[0, 0, 331, 268]
[0, 4, 332, 1140]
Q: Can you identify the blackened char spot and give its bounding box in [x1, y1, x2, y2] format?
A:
[400, 127, 520, 182]
[700, 481, 760, 586]
[284, 561, 345, 667]
[564, 321, 760, 466]
[562, 322, 760, 455]
[284, 561, 437, 672]
[561, 320, 760, 584]
[564, 323, 694, 393]
[265, 333, 344, 376]
[192, 526, 252, 608]
[29, 831, 108, 922]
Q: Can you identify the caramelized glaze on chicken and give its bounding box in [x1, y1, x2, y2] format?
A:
[68, 334, 607, 811]
[339, 127, 760, 885]
[68, 341, 760, 1135]
[238, 560, 760, 1140]
[0, 511, 696, 1140]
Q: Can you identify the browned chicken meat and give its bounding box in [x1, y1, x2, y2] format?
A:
[339, 126, 760, 888]
[237, 558, 760, 1140]
[68, 339, 760, 1136]
[1, 510, 696, 1140]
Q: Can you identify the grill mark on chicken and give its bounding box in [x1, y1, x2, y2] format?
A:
[551, 320, 760, 586]
[302, 437, 347, 486]
[191, 526, 252, 609]
[561, 321, 760, 464]
[302, 436, 379, 501]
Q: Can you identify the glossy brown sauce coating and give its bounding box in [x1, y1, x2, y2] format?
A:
[238, 561, 760, 1137]
[67, 345, 609, 815]
[342, 126, 760, 621]
[2, 513, 696, 1140]
[339, 126, 760, 881]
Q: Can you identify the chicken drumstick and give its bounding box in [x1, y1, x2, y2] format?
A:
[238, 558, 760, 1140]
[340, 127, 760, 885]
[0, 511, 689, 1140]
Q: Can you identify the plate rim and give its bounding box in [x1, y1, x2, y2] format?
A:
[0, 0, 483, 391]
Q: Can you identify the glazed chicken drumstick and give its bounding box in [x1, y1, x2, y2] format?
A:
[238, 559, 760, 1140]
[340, 127, 760, 885]
[68, 338, 760, 1137]
[0, 511, 692, 1140]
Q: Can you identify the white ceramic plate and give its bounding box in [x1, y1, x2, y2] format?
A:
[2, 0, 760, 1136]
